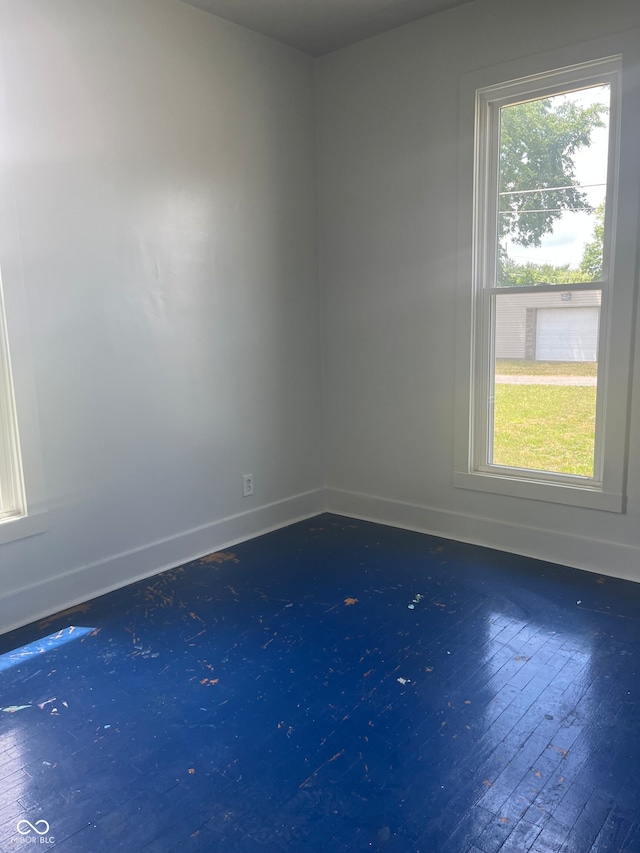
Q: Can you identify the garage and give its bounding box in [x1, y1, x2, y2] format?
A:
[535, 306, 600, 361]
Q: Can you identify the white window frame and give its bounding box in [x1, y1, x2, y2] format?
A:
[0, 267, 46, 545]
[0, 278, 25, 519]
[455, 32, 640, 513]
[0, 74, 47, 545]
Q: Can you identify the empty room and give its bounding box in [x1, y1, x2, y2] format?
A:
[1, 0, 639, 850]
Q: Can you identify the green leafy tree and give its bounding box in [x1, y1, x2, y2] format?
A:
[499, 258, 585, 287]
[498, 96, 606, 249]
[579, 202, 605, 280]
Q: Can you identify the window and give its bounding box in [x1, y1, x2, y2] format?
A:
[0, 73, 47, 547]
[0, 259, 47, 544]
[0, 263, 46, 545]
[0, 278, 25, 522]
[456, 37, 640, 512]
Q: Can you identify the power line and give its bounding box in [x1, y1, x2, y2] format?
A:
[499, 207, 597, 215]
[499, 182, 605, 196]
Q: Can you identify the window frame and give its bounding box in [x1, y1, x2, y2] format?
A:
[0, 277, 25, 520]
[455, 33, 640, 513]
[0, 263, 47, 545]
[0, 68, 47, 545]
[0, 269, 46, 545]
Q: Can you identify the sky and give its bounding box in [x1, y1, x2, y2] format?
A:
[501, 85, 610, 270]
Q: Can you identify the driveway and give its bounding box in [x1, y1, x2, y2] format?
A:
[495, 374, 597, 386]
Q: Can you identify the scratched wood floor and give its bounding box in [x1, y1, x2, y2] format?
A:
[1, 514, 639, 852]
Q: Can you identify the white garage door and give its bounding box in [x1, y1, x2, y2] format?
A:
[536, 307, 600, 362]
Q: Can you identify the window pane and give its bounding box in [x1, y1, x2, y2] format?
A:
[491, 291, 599, 476]
[496, 86, 610, 286]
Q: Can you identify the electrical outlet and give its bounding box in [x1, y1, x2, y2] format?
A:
[242, 474, 254, 497]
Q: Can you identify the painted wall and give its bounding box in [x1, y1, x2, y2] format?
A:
[317, 0, 640, 581]
[0, 0, 322, 632]
[2, 0, 640, 636]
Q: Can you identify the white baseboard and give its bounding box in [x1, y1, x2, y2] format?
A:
[325, 487, 640, 584]
[0, 489, 324, 637]
[4, 484, 638, 637]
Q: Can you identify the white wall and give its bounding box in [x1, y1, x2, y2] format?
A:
[2, 0, 640, 637]
[0, 0, 323, 633]
[317, 0, 640, 581]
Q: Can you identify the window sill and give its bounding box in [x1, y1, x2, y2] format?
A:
[454, 470, 624, 513]
[0, 510, 47, 545]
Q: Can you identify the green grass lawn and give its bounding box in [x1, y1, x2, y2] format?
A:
[493, 383, 597, 476]
[495, 359, 598, 377]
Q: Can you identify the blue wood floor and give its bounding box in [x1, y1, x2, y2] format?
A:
[1, 514, 639, 852]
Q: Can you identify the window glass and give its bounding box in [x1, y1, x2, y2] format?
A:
[497, 86, 610, 287]
[492, 292, 599, 476]
[481, 81, 613, 482]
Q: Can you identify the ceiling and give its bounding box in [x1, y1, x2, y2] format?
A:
[179, 0, 473, 57]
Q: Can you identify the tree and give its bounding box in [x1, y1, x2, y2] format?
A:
[579, 202, 605, 281]
[499, 96, 606, 249]
[499, 200, 605, 284]
[499, 258, 585, 287]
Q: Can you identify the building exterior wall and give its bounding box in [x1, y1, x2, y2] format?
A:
[494, 290, 602, 360]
